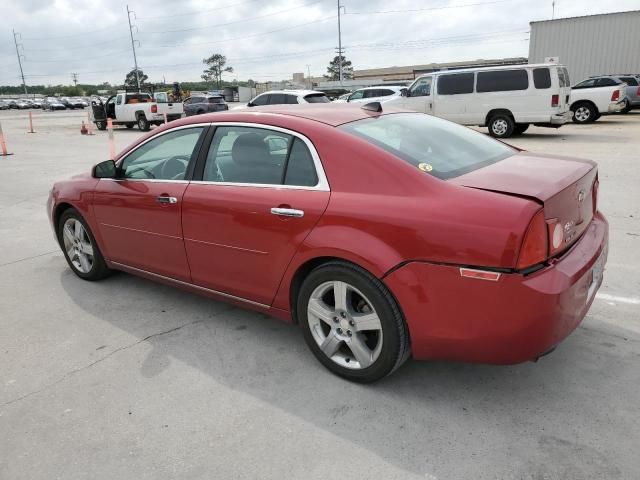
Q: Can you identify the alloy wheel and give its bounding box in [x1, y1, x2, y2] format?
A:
[575, 106, 591, 122]
[492, 119, 508, 136]
[62, 218, 94, 273]
[307, 281, 383, 369]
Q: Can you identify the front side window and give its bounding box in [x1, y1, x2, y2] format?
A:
[251, 94, 269, 106]
[437, 73, 475, 95]
[476, 69, 529, 92]
[533, 68, 551, 89]
[202, 126, 318, 187]
[120, 127, 204, 181]
[595, 78, 618, 87]
[574, 79, 596, 89]
[409, 77, 431, 97]
[339, 113, 515, 180]
[349, 90, 364, 101]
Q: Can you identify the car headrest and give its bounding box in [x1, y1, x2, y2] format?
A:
[231, 133, 271, 167]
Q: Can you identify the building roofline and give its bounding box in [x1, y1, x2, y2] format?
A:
[530, 9, 640, 25]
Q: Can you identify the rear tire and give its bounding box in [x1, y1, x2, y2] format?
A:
[620, 99, 631, 114]
[488, 114, 515, 138]
[513, 123, 530, 135]
[297, 261, 410, 383]
[137, 115, 150, 131]
[95, 121, 107, 131]
[57, 209, 111, 281]
[126, 123, 134, 129]
[572, 102, 597, 123]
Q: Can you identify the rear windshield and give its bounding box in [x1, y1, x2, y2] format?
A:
[304, 93, 330, 103]
[557, 67, 570, 88]
[208, 96, 225, 103]
[339, 113, 515, 180]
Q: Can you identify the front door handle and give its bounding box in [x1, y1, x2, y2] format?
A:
[157, 195, 178, 204]
[271, 207, 304, 218]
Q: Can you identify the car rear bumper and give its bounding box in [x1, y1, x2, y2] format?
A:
[384, 212, 608, 364]
[549, 110, 572, 124]
[608, 100, 626, 113]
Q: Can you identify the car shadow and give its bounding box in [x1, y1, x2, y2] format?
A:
[59, 268, 639, 477]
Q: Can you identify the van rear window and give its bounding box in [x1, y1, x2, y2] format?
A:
[533, 68, 551, 89]
[477, 69, 529, 92]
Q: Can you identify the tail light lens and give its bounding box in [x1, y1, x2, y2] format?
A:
[592, 177, 599, 214]
[517, 210, 548, 269]
[636, 87, 640, 96]
[551, 94, 559, 107]
[151, 104, 158, 113]
[546, 218, 564, 255]
[611, 90, 620, 101]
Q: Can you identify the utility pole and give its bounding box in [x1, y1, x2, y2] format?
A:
[337, 0, 344, 86]
[71, 73, 78, 87]
[12, 30, 27, 95]
[306, 64, 312, 89]
[126, 4, 141, 92]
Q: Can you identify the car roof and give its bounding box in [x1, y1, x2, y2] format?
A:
[179, 103, 408, 127]
[256, 90, 325, 96]
[414, 62, 563, 79]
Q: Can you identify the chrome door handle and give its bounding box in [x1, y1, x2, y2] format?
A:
[157, 195, 178, 204]
[271, 207, 304, 218]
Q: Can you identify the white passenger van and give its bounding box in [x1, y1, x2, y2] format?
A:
[384, 63, 572, 138]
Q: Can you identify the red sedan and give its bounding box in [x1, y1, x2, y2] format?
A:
[48, 104, 608, 382]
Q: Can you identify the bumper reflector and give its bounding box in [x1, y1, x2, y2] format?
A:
[460, 268, 501, 281]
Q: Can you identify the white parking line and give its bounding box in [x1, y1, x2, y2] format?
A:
[596, 293, 640, 305]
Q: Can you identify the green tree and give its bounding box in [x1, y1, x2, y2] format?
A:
[202, 54, 233, 89]
[325, 55, 353, 81]
[124, 69, 148, 90]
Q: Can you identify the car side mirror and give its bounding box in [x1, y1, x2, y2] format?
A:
[247, 101, 255, 107]
[92, 159, 117, 178]
[402, 90, 409, 97]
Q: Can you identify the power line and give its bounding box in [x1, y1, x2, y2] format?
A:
[137, 0, 262, 20]
[345, 0, 514, 15]
[139, 0, 327, 35]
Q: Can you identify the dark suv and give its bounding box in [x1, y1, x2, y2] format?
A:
[184, 95, 229, 116]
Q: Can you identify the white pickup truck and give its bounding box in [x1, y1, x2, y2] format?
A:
[91, 92, 183, 131]
[569, 77, 627, 123]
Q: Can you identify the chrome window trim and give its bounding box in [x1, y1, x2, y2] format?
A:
[191, 121, 330, 192]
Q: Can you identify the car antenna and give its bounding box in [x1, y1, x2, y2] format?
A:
[361, 102, 382, 113]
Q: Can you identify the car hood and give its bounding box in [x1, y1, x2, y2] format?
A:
[450, 152, 595, 202]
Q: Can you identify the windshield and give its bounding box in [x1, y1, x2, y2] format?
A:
[304, 93, 330, 103]
[339, 113, 515, 180]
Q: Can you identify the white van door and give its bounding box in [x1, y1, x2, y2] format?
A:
[433, 72, 475, 123]
[400, 76, 433, 114]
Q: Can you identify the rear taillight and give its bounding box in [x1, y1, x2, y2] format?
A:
[592, 177, 599, 214]
[611, 90, 620, 101]
[517, 210, 548, 269]
[636, 87, 640, 96]
[551, 94, 559, 107]
[151, 104, 158, 113]
[546, 218, 564, 255]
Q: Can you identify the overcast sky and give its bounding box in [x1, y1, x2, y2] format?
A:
[1, 0, 638, 86]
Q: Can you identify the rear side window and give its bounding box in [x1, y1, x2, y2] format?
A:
[476, 69, 528, 92]
[284, 138, 318, 187]
[533, 68, 551, 89]
[304, 93, 330, 103]
[363, 89, 379, 98]
[285, 94, 299, 104]
[619, 77, 639, 86]
[437, 73, 474, 95]
[595, 78, 619, 87]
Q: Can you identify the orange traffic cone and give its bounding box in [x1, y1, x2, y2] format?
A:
[80, 121, 88, 135]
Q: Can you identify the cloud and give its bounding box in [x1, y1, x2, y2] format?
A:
[1, 0, 638, 86]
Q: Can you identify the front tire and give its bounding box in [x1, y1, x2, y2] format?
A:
[137, 115, 150, 131]
[58, 209, 111, 281]
[298, 261, 410, 383]
[488, 114, 515, 138]
[572, 102, 597, 123]
[126, 123, 134, 129]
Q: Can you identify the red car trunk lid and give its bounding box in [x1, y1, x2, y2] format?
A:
[451, 152, 597, 256]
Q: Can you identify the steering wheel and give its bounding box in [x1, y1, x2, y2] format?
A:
[161, 155, 190, 180]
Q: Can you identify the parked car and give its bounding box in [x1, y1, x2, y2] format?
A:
[238, 90, 330, 108]
[6, 99, 19, 109]
[570, 76, 627, 123]
[0, 100, 8, 110]
[599, 75, 640, 113]
[336, 92, 351, 101]
[91, 92, 166, 131]
[385, 63, 572, 138]
[15, 99, 31, 109]
[48, 104, 607, 383]
[184, 95, 229, 116]
[334, 86, 406, 104]
[42, 97, 66, 111]
[30, 99, 43, 108]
